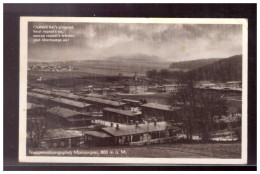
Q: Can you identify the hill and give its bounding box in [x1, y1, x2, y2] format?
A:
[107, 54, 161, 62]
[29, 54, 169, 76]
[169, 58, 222, 70]
[185, 55, 242, 82]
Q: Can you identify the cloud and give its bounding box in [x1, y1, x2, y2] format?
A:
[28, 22, 242, 62]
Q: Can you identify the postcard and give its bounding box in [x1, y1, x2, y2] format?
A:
[19, 17, 248, 164]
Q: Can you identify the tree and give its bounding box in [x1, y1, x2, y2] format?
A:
[159, 69, 170, 79]
[194, 91, 228, 141]
[168, 79, 228, 142]
[168, 80, 198, 141]
[27, 119, 46, 148]
[146, 69, 157, 79]
[27, 106, 48, 148]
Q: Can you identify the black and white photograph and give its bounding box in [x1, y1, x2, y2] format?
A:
[19, 17, 248, 164]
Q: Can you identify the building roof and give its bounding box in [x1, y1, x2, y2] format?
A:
[80, 96, 126, 107]
[50, 97, 91, 108]
[141, 103, 179, 111]
[47, 107, 84, 118]
[43, 128, 82, 140]
[103, 88, 111, 90]
[51, 91, 80, 100]
[213, 114, 241, 123]
[198, 81, 214, 84]
[67, 117, 93, 121]
[109, 85, 125, 89]
[32, 88, 80, 100]
[87, 93, 108, 99]
[32, 88, 52, 95]
[102, 121, 180, 137]
[27, 102, 44, 110]
[27, 92, 50, 100]
[93, 88, 102, 91]
[27, 102, 34, 110]
[163, 84, 178, 87]
[226, 81, 242, 84]
[103, 107, 141, 117]
[122, 99, 141, 104]
[148, 86, 158, 89]
[52, 89, 71, 93]
[84, 131, 111, 138]
[86, 93, 118, 101]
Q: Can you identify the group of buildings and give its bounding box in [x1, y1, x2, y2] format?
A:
[75, 84, 179, 95]
[27, 72, 242, 148]
[196, 81, 242, 91]
[30, 70, 242, 95]
[27, 87, 183, 148]
[76, 81, 242, 96]
[28, 64, 74, 72]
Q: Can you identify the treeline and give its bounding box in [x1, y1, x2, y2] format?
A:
[169, 58, 221, 70]
[146, 55, 242, 82]
[146, 69, 185, 80]
[168, 80, 233, 141]
[185, 55, 242, 82]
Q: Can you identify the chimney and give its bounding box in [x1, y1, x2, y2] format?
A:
[154, 118, 157, 126]
[135, 121, 139, 127]
[116, 124, 119, 129]
[111, 122, 113, 127]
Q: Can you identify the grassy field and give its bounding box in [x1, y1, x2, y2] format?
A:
[68, 60, 169, 76]
[28, 70, 101, 81]
[28, 142, 241, 158]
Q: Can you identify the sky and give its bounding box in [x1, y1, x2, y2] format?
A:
[28, 22, 242, 62]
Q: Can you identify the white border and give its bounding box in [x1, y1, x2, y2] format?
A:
[19, 17, 248, 164]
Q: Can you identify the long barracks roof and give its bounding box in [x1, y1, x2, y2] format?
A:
[27, 102, 44, 110]
[80, 96, 126, 107]
[50, 97, 91, 108]
[84, 131, 111, 138]
[141, 103, 179, 111]
[52, 89, 71, 93]
[102, 121, 180, 137]
[43, 128, 82, 140]
[51, 91, 80, 100]
[47, 107, 89, 118]
[32, 88, 52, 95]
[27, 92, 50, 100]
[67, 117, 93, 121]
[103, 107, 141, 117]
[32, 88, 80, 100]
[122, 99, 141, 104]
[86, 93, 115, 100]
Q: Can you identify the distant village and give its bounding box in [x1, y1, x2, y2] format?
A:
[27, 72, 242, 149]
[28, 64, 76, 72]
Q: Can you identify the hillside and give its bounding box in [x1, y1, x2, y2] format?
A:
[185, 55, 242, 82]
[169, 58, 222, 70]
[29, 54, 169, 76]
[107, 54, 161, 62]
